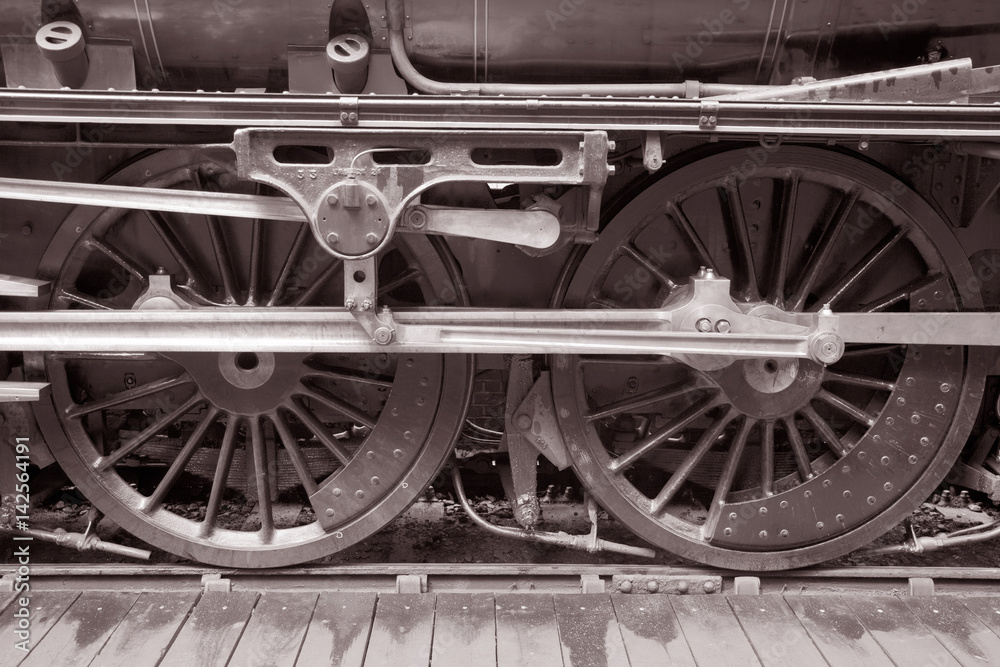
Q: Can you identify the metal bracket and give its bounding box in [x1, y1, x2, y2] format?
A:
[339, 96, 359, 126]
[733, 576, 761, 595]
[581, 574, 605, 594]
[699, 101, 719, 130]
[201, 573, 232, 593]
[396, 574, 427, 594]
[513, 371, 572, 470]
[612, 573, 722, 595]
[343, 257, 396, 343]
[232, 129, 610, 260]
[0, 382, 50, 403]
[909, 577, 935, 596]
[643, 131, 663, 172]
[0, 274, 50, 298]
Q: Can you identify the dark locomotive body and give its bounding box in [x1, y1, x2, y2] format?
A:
[1, 0, 999, 570]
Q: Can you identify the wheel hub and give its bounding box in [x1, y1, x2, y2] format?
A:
[710, 356, 824, 420]
[164, 352, 304, 416]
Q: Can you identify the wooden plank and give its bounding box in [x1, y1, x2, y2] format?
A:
[553, 594, 629, 667]
[229, 592, 318, 667]
[158, 591, 258, 667]
[91, 591, 200, 667]
[670, 595, 761, 667]
[432, 593, 496, 667]
[959, 597, 1000, 638]
[727, 595, 828, 667]
[902, 597, 1000, 667]
[0, 591, 79, 667]
[296, 592, 376, 667]
[843, 596, 961, 667]
[611, 595, 696, 667]
[363, 594, 435, 667]
[784, 596, 893, 667]
[20, 591, 139, 667]
[495, 594, 564, 667]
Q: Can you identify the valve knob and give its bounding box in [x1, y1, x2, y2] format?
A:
[326, 34, 370, 94]
[36, 21, 89, 89]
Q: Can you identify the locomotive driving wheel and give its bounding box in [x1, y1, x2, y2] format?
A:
[553, 146, 987, 570]
[30, 149, 472, 567]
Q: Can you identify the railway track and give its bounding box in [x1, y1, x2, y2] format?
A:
[2, 563, 1000, 666]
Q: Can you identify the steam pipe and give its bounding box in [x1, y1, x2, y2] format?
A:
[386, 3, 756, 98]
[451, 467, 656, 558]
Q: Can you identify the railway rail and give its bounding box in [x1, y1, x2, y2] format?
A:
[3, 563, 1000, 666]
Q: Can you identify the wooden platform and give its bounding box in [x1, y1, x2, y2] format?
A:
[4, 589, 1000, 666]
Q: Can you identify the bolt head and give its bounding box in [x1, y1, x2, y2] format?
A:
[366, 232, 379, 245]
[327, 194, 339, 206]
[326, 232, 339, 245]
[365, 194, 377, 207]
[619, 580, 633, 593]
[696, 318, 712, 333]
[646, 580, 659, 593]
[515, 414, 532, 431]
[344, 298, 357, 311]
[714, 319, 731, 333]
[360, 298, 373, 311]
[373, 326, 394, 345]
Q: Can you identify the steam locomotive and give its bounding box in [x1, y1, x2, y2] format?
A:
[1, 0, 999, 570]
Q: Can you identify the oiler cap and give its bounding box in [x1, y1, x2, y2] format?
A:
[36, 21, 86, 63]
[326, 34, 370, 76]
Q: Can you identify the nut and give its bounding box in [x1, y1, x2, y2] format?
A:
[326, 232, 339, 245]
[360, 298, 373, 311]
[515, 413, 532, 431]
[714, 319, 731, 333]
[344, 298, 357, 311]
[695, 318, 712, 333]
[366, 232, 379, 245]
[408, 208, 428, 229]
[373, 326, 394, 345]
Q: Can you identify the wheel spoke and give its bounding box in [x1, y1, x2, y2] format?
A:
[249, 417, 275, 536]
[620, 244, 678, 292]
[267, 223, 311, 306]
[788, 188, 859, 311]
[95, 393, 203, 471]
[585, 382, 706, 421]
[284, 399, 353, 466]
[760, 419, 775, 497]
[56, 288, 114, 310]
[823, 370, 895, 392]
[840, 344, 904, 358]
[856, 273, 943, 313]
[702, 416, 754, 540]
[378, 267, 421, 297]
[800, 404, 848, 457]
[144, 210, 207, 294]
[781, 416, 814, 482]
[202, 415, 240, 534]
[666, 201, 716, 272]
[66, 373, 194, 418]
[245, 214, 264, 306]
[296, 385, 377, 430]
[811, 227, 906, 310]
[85, 238, 148, 284]
[302, 366, 394, 389]
[769, 175, 799, 306]
[144, 407, 219, 512]
[721, 182, 760, 301]
[816, 389, 877, 427]
[650, 407, 738, 515]
[609, 393, 722, 472]
[269, 411, 318, 496]
[288, 258, 343, 307]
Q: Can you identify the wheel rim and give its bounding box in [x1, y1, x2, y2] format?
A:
[31, 148, 472, 567]
[552, 146, 987, 570]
